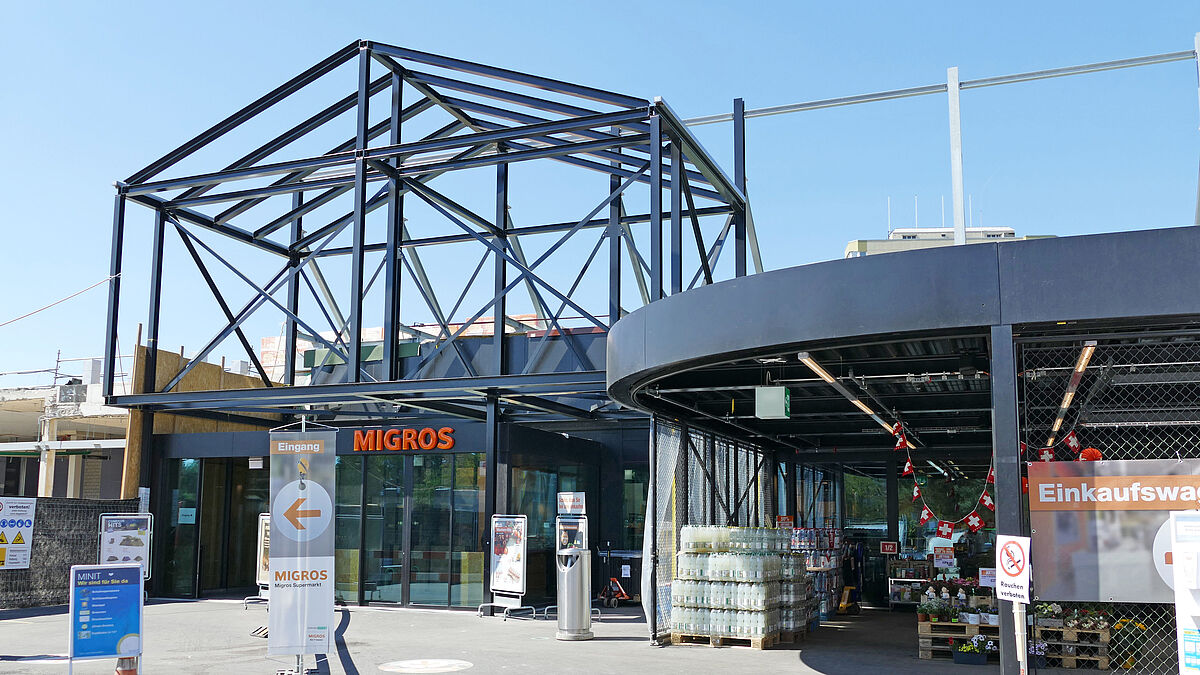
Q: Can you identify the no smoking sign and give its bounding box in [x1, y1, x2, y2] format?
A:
[995, 535, 1031, 604]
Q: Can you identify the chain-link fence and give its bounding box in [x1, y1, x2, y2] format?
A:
[0, 498, 139, 608]
[646, 418, 773, 638]
[1019, 334, 1200, 673]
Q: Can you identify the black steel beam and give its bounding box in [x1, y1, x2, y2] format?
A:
[110, 370, 606, 408]
[102, 194, 125, 399]
[365, 42, 649, 109]
[126, 193, 288, 257]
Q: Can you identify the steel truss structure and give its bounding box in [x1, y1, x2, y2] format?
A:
[103, 40, 756, 425]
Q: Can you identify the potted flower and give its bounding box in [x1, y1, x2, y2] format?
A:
[1035, 602, 1064, 628]
[961, 608, 980, 625]
[916, 601, 932, 622]
[929, 601, 942, 623]
[1111, 619, 1148, 669]
[953, 634, 997, 665]
[1028, 640, 1049, 668]
[949, 606, 959, 623]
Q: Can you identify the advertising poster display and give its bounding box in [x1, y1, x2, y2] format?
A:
[69, 564, 143, 661]
[99, 514, 152, 579]
[268, 430, 336, 656]
[0, 496, 35, 570]
[1029, 458, 1200, 603]
[256, 513, 270, 587]
[490, 515, 527, 596]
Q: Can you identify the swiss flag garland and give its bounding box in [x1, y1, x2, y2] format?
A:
[965, 510, 985, 533]
[895, 423, 996, 536]
[1063, 430, 1082, 455]
[918, 505, 935, 525]
[979, 490, 994, 511]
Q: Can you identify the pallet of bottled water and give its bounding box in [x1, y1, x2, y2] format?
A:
[679, 526, 791, 553]
[669, 607, 782, 649]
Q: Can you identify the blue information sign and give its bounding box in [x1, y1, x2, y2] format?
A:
[69, 564, 143, 661]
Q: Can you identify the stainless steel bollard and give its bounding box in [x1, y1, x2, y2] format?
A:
[555, 547, 593, 640]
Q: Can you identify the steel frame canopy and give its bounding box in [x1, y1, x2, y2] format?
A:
[103, 40, 752, 421]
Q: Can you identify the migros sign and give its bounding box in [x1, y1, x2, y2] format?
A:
[353, 427, 455, 452]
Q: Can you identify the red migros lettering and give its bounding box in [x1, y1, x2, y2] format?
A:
[437, 427, 455, 450]
[353, 430, 375, 451]
[383, 429, 401, 451]
[417, 427, 437, 450]
[274, 569, 329, 581]
[352, 427, 457, 452]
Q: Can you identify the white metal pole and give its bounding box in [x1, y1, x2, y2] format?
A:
[947, 67, 967, 245]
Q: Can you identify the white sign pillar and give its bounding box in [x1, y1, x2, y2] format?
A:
[1170, 511, 1200, 674]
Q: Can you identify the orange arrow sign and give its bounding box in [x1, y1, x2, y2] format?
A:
[284, 497, 321, 529]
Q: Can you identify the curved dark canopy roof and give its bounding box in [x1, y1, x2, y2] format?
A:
[607, 226, 1200, 470]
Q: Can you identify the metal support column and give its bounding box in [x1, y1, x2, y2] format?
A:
[348, 45, 371, 382]
[649, 115, 663, 300]
[786, 460, 797, 523]
[990, 324, 1022, 675]
[383, 72, 404, 381]
[494, 161, 508, 375]
[669, 143, 682, 295]
[103, 194, 126, 399]
[947, 67, 967, 246]
[1193, 33, 1200, 226]
[139, 209, 167, 488]
[607, 141, 622, 326]
[733, 98, 747, 277]
[284, 193, 302, 385]
[483, 395, 500, 607]
[648, 415, 659, 642]
[885, 456, 899, 543]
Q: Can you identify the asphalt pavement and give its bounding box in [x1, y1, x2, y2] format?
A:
[0, 600, 1016, 674]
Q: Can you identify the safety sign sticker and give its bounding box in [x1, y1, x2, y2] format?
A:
[996, 534, 1031, 604]
[0, 497, 36, 570]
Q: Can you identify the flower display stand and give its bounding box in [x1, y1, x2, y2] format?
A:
[1034, 625, 1111, 670]
[917, 621, 1001, 661]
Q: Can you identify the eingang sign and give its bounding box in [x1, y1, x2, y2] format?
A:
[1029, 459, 1200, 604]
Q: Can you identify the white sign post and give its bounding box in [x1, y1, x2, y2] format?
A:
[996, 534, 1031, 674]
[0, 496, 36, 570]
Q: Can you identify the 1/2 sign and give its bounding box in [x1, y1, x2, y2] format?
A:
[995, 534, 1031, 604]
[880, 541, 898, 555]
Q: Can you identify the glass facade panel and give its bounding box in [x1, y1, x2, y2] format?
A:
[409, 454, 452, 605]
[363, 455, 405, 603]
[160, 458, 200, 597]
[451, 453, 485, 607]
[198, 459, 228, 592]
[622, 468, 648, 550]
[334, 455, 362, 604]
[226, 460, 269, 589]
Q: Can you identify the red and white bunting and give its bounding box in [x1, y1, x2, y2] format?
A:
[986, 466, 995, 484]
[965, 510, 985, 533]
[1038, 447, 1055, 462]
[912, 482, 921, 503]
[901, 457, 914, 476]
[1020, 441, 1028, 456]
[918, 505, 935, 525]
[1063, 431, 1082, 454]
[894, 431, 907, 451]
[979, 490, 994, 511]
[935, 520, 955, 539]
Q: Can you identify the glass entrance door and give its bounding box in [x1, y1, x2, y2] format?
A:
[360, 452, 485, 607]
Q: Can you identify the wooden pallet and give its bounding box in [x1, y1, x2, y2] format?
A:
[1035, 626, 1111, 644]
[1044, 654, 1110, 669]
[919, 635, 999, 650]
[671, 631, 780, 650]
[918, 621, 1000, 637]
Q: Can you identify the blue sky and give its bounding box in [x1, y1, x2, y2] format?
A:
[0, 2, 1197, 386]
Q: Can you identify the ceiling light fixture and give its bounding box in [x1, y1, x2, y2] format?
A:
[799, 351, 914, 449]
[1045, 340, 1097, 447]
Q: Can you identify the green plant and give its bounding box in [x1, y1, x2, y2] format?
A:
[1110, 619, 1148, 665]
[1034, 602, 1063, 618]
